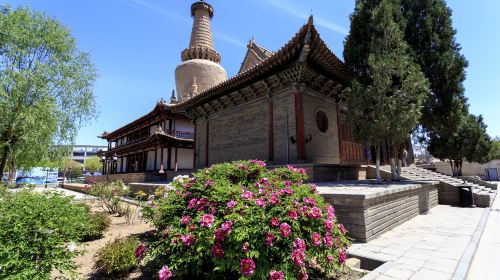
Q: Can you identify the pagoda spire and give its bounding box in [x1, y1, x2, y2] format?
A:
[181, 1, 221, 63]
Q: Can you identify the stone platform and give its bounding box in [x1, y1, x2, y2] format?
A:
[318, 181, 439, 242]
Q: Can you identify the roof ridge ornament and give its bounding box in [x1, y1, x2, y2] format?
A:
[298, 16, 314, 62]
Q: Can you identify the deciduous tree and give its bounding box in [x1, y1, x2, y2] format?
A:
[0, 6, 97, 176]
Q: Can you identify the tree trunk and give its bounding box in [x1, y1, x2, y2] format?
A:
[396, 157, 402, 181]
[7, 160, 16, 185]
[0, 145, 10, 179]
[458, 159, 463, 177]
[376, 143, 382, 184]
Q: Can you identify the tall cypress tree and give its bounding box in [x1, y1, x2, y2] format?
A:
[345, 0, 429, 182]
[401, 0, 469, 138]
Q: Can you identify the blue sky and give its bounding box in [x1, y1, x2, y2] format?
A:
[7, 0, 500, 145]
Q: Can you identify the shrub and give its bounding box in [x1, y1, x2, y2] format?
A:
[94, 236, 141, 276]
[80, 212, 111, 241]
[141, 160, 350, 279]
[88, 180, 130, 214]
[0, 190, 90, 279]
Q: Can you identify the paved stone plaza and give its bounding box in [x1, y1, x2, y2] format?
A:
[467, 183, 500, 280]
[349, 204, 486, 280]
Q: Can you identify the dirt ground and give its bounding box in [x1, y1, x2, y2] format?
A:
[52, 201, 154, 280]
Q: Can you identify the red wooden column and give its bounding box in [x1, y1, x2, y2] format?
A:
[205, 119, 209, 167]
[159, 146, 165, 173]
[268, 94, 274, 162]
[294, 86, 306, 161]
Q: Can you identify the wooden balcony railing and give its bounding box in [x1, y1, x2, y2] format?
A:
[167, 130, 195, 140]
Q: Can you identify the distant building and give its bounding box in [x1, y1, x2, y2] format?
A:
[71, 145, 107, 170]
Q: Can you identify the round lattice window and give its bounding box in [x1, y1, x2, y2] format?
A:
[316, 110, 329, 133]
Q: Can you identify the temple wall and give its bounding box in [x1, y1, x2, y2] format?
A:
[195, 119, 207, 168]
[175, 119, 194, 133]
[272, 89, 297, 164]
[177, 148, 194, 169]
[302, 89, 341, 164]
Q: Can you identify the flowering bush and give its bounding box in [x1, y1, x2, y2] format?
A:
[94, 236, 141, 276]
[88, 180, 130, 214]
[141, 160, 350, 279]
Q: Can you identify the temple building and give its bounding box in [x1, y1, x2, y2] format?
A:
[99, 1, 368, 181]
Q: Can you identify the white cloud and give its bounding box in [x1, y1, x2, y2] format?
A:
[267, 0, 348, 35]
[128, 0, 245, 48]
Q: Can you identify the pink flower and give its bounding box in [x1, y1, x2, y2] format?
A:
[181, 216, 191, 225]
[303, 197, 316, 206]
[298, 168, 306, 175]
[269, 193, 279, 204]
[270, 270, 284, 280]
[260, 177, 271, 186]
[326, 255, 334, 264]
[196, 198, 207, 211]
[188, 224, 197, 231]
[158, 265, 172, 280]
[227, 199, 237, 208]
[338, 224, 347, 235]
[265, 232, 275, 247]
[300, 205, 310, 216]
[309, 183, 318, 193]
[339, 250, 347, 264]
[255, 198, 267, 207]
[241, 191, 254, 200]
[242, 242, 250, 252]
[250, 159, 266, 167]
[240, 258, 256, 276]
[291, 249, 306, 266]
[200, 214, 214, 227]
[181, 234, 195, 246]
[214, 228, 225, 242]
[211, 243, 224, 259]
[283, 180, 292, 187]
[327, 205, 336, 219]
[134, 244, 146, 259]
[311, 232, 322, 247]
[187, 198, 197, 209]
[309, 206, 322, 219]
[297, 270, 309, 280]
[324, 219, 334, 232]
[279, 223, 292, 238]
[284, 187, 294, 195]
[293, 238, 306, 251]
[288, 210, 298, 220]
[238, 164, 248, 170]
[324, 233, 333, 248]
[270, 217, 280, 227]
[205, 179, 214, 187]
[221, 220, 233, 233]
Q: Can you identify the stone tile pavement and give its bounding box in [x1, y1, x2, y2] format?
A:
[11, 185, 95, 200]
[349, 204, 486, 280]
[466, 182, 500, 280]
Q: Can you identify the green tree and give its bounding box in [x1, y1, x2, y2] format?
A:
[84, 155, 102, 173]
[428, 114, 492, 176]
[345, 0, 429, 182]
[401, 0, 469, 138]
[489, 137, 500, 161]
[0, 6, 97, 176]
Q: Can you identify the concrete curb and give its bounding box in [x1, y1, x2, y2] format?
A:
[359, 260, 394, 280]
[451, 207, 491, 279]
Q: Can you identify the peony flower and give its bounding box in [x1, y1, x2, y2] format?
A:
[270, 217, 280, 227]
[288, 210, 298, 219]
[293, 238, 306, 251]
[221, 220, 233, 233]
[283, 180, 292, 187]
[339, 250, 347, 264]
[326, 255, 334, 264]
[187, 198, 197, 209]
[311, 232, 322, 247]
[200, 213, 214, 227]
[238, 164, 248, 170]
[309, 206, 322, 219]
[242, 242, 250, 252]
[205, 179, 214, 187]
[323, 233, 333, 248]
[227, 199, 237, 208]
[324, 219, 334, 232]
[270, 270, 284, 280]
[309, 183, 318, 193]
[260, 177, 271, 186]
[240, 258, 256, 276]
[303, 197, 316, 206]
[338, 224, 347, 234]
[135, 244, 146, 259]
[255, 198, 267, 207]
[214, 228, 225, 242]
[211, 243, 224, 259]
[327, 205, 336, 219]
[181, 234, 195, 246]
[269, 193, 279, 204]
[279, 223, 292, 238]
[159, 265, 172, 280]
[265, 232, 275, 247]
[250, 159, 266, 167]
[241, 191, 254, 200]
[196, 198, 207, 211]
[291, 249, 305, 266]
[181, 215, 191, 225]
[283, 187, 294, 195]
[188, 224, 197, 231]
